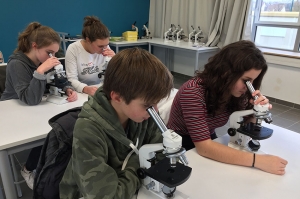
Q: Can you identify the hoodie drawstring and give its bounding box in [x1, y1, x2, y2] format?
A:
[121, 138, 139, 170]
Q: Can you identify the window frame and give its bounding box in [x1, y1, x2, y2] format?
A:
[251, 0, 300, 52]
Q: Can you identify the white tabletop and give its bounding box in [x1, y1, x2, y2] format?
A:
[109, 38, 219, 52]
[0, 93, 88, 150]
[0, 63, 7, 67]
[109, 39, 150, 45]
[175, 123, 300, 199]
[149, 38, 219, 52]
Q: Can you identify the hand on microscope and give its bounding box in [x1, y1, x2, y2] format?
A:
[36, 56, 61, 75]
[249, 90, 272, 109]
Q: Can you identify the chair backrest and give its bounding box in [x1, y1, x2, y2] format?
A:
[157, 88, 178, 124]
[56, 32, 69, 55]
[0, 64, 7, 98]
[33, 107, 81, 199]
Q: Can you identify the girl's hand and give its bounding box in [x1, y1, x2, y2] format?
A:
[249, 90, 272, 109]
[66, 89, 78, 102]
[255, 154, 288, 175]
[37, 57, 61, 74]
[102, 49, 115, 57]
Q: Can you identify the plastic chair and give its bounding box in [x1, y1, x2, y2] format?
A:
[56, 32, 69, 55]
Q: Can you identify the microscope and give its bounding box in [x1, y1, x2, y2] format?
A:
[188, 26, 197, 43]
[141, 22, 152, 39]
[45, 54, 70, 105]
[227, 81, 273, 153]
[98, 56, 111, 81]
[174, 25, 184, 42]
[137, 107, 192, 199]
[192, 26, 204, 47]
[132, 21, 139, 39]
[164, 24, 176, 41]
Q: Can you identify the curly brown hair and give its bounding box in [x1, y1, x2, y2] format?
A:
[196, 40, 268, 116]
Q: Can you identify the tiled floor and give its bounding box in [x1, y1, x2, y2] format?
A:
[1, 73, 300, 199]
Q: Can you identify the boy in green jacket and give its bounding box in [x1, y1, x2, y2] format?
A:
[60, 47, 173, 199]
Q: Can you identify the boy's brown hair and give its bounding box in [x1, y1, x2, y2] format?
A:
[103, 48, 173, 104]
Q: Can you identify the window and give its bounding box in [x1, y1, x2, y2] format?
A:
[251, 0, 300, 52]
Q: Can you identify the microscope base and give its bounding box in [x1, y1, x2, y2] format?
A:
[46, 95, 68, 105]
[137, 186, 190, 199]
[228, 142, 266, 154]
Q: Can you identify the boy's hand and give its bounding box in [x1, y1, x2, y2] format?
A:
[37, 57, 60, 74]
[254, 154, 288, 175]
[66, 89, 78, 102]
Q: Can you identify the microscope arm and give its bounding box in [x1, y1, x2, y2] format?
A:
[229, 109, 255, 129]
[139, 143, 164, 168]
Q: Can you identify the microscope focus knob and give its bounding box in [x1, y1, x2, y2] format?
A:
[248, 140, 260, 151]
[137, 168, 147, 179]
[227, 128, 236, 136]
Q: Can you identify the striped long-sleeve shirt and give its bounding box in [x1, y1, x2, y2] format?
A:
[167, 77, 231, 142]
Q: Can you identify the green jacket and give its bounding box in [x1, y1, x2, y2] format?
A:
[60, 87, 163, 199]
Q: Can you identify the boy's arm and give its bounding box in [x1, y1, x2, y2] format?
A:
[71, 119, 141, 199]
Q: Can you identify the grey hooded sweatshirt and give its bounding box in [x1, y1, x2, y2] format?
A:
[0, 51, 71, 105]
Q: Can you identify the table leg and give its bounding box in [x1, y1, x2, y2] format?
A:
[148, 43, 151, 53]
[0, 150, 17, 199]
[9, 155, 22, 197]
[116, 45, 119, 53]
[195, 52, 199, 72]
[0, 185, 4, 199]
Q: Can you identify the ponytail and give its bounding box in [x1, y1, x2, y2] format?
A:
[14, 22, 60, 53]
[82, 16, 110, 42]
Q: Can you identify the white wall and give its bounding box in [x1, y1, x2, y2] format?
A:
[262, 55, 300, 105]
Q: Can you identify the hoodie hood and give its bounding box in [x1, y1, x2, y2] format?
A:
[8, 51, 37, 70]
[48, 107, 82, 146]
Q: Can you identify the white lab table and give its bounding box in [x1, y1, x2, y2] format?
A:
[109, 38, 219, 71]
[174, 123, 300, 199]
[0, 63, 7, 67]
[109, 40, 150, 53]
[0, 93, 88, 199]
[148, 38, 219, 71]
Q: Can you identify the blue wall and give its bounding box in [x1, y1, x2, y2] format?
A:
[0, 0, 150, 61]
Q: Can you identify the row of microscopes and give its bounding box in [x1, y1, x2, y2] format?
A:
[164, 24, 204, 43]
